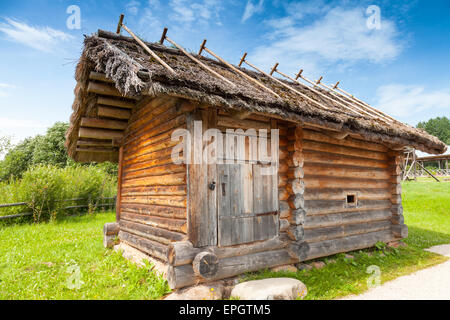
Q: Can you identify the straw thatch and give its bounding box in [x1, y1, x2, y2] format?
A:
[66, 29, 447, 160]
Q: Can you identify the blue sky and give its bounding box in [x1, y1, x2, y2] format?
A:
[0, 0, 449, 145]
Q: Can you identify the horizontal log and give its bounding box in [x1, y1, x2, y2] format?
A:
[81, 117, 128, 130]
[76, 147, 116, 153]
[302, 129, 388, 152]
[123, 146, 174, 168]
[121, 195, 187, 208]
[288, 194, 305, 210]
[167, 248, 296, 289]
[392, 184, 402, 195]
[288, 209, 306, 225]
[97, 96, 135, 109]
[304, 199, 392, 215]
[303, 140, 387, 161]
[126, 100, 181, 140]
[287, 151, 304, 168]
[126, 138, 179, 162]
[304, 229, 394, 260]
[89, 71, 114, 83]
[123, 154, 175, 173]
[392, 224, 408, 239]
[391, 214, 404, 225]
[77, 140, 118, 148]
[121, 211, 187, 234]
[122, 163, 185, 180]
[122, 172, 186, 188]
[88, 81, 133, 98]
[287, 225, 304, 241]
[303, 176, 391, 190]
[303, 150, 388, 169]
[279, 200, 290, 218]
[304, 220, 391, 242]
[303, 163, 390, 180]
[125, 126, 182, 157]
[287, 167, 304, 179]
[304, 209, 392, 229]
[121, 185, 187, 197]
[286, 179, 305, 195]
[119, 230, 168, 262]
[103, 222, 119, 236]
[167, 238, 288, 267]
[119, 219, 185, 245]
[303, 188, 392, 201]
[78, 127, 124, 140]
[98, 106, 132, 120]
[217, 116, 271, 131]
[391, 195, 402, 205]
[278, 188, 290, 201]
[279, 219, 290, 232]
[120, 203, 186, 219]
[391, 204, 403, 216]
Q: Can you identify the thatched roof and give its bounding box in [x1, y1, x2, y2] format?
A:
[66, 29, 447, 162]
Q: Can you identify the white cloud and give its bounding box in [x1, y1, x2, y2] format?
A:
[0, 18, 73, 53]
[250, 6, 403, 76]
[375, 84, 450, 118]
[242, 0, 264, 22]
[168, 0, 223, 26]
[126, 0, 141, 15]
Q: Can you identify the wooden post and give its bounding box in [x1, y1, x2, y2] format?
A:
[116, 146, 124, 221]
[413, 149, 417, 181]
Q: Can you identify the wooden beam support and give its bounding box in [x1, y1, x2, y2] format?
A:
[98, 106, 132, 120]
[81, 117, 128, 130]
[97, 96, 135, 109]
[78, 127, 124, 140]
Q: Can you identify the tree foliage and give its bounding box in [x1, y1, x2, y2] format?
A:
[417, 116, 450, 145]
[0, 122, 118, 181]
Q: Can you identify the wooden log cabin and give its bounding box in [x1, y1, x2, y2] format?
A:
[66, 29, 447, 289]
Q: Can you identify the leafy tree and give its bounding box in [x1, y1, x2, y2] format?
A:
[417, 116, 450, 145]
[0, 137, 40, 180]
[32, 122, 70, 167]
[0, 121, 118, 181]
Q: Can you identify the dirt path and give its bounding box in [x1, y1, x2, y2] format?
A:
[342, 244, 450, 300]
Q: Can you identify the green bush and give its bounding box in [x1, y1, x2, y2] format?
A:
[0, 165, 117, 222]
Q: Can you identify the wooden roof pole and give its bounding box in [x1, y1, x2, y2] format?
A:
[317, 79, 393, 123]
[159, 28, 235, 87]
[332, 82, 401, 124]
[271, 64, 370, 116]
[238, 54, 330, 111]
[317, 78, 394, 123]
[198, 40, 281, 98]
[300, 73, 386, 121]
[116, 14, 124, 34]
[293, 69, 381, 120]
[116, 15, 176, 75]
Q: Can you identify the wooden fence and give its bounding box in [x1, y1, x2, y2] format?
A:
[0, 197, 116, 221]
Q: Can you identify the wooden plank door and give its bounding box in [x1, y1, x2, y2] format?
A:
[217, 161, 278, 247]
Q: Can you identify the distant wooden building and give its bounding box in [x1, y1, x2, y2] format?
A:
[66, 30, 447, 289]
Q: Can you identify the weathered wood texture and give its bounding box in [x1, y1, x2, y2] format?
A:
[118, 96, 189, 262]
[167, 248, 296, 289]
[280, 127, 398, 261]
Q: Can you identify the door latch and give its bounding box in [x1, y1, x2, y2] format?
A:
[209, 181, 216, 191]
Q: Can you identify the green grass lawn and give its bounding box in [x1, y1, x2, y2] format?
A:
[0, 213, 170, 299]
[0, 180, 448, 300]
[243, 180, 450, 300]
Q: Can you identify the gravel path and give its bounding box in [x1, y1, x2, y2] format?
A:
[342, 244, 450, 300]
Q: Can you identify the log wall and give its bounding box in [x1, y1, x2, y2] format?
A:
[292, 127, 402, 260]
[117, 96, 190, 259]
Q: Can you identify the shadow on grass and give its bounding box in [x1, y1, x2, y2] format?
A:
[404, 225, 450, 249]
